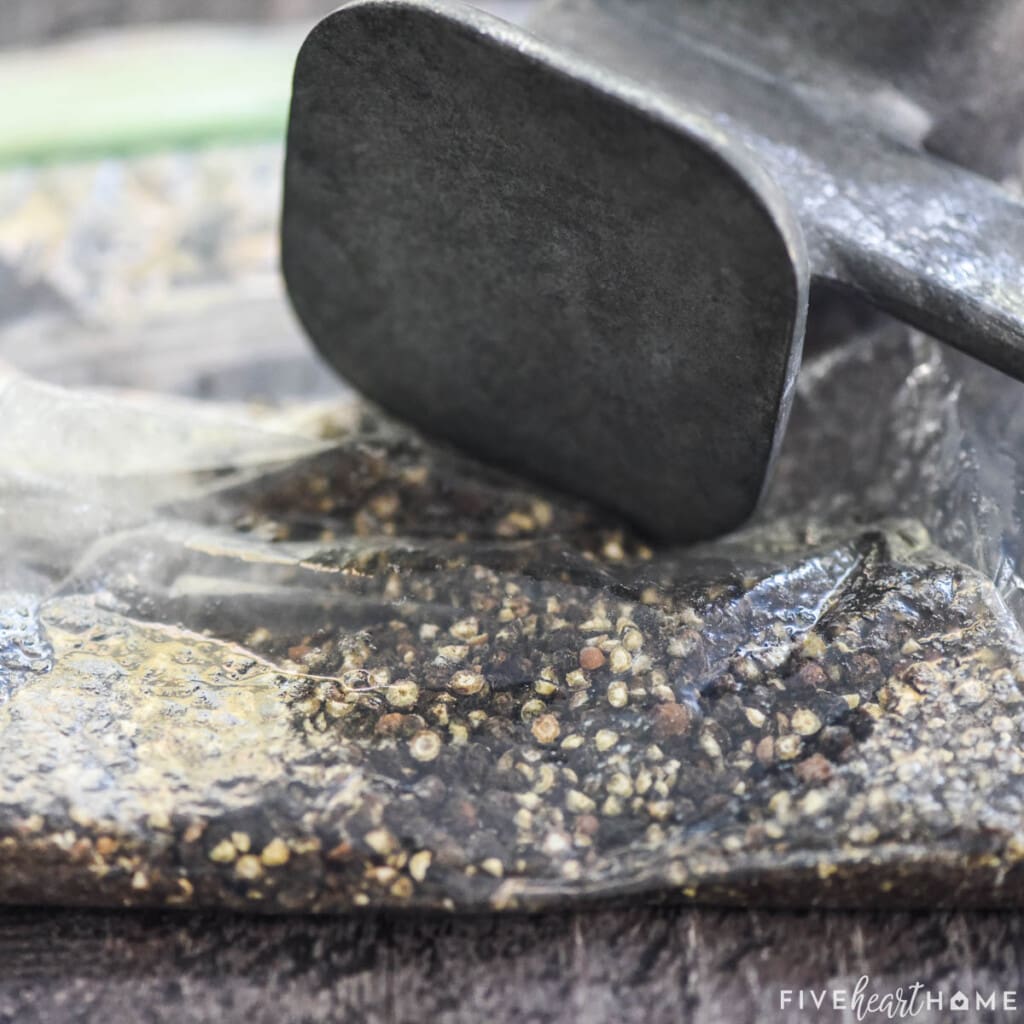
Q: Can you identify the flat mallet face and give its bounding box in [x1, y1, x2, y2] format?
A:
[282, 0, 1024, 543]
[282, 1, 808, 543]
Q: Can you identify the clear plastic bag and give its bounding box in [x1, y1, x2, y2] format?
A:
[1, 145, 1022, 913]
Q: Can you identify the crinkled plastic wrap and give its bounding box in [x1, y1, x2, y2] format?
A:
[1, 145, 1023, 914]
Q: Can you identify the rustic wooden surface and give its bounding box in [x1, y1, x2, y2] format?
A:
[0, 904, 1022, 1023]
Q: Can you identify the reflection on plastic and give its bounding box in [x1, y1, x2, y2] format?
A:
[0, 144, 1023, 913]
[1, 325, 1023, 912]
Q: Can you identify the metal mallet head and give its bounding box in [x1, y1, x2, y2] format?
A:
[282, 0, 1024, 542]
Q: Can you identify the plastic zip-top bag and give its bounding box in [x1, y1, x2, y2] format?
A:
[6, 8, 1024, 909]
[1, 28, 1024, 912]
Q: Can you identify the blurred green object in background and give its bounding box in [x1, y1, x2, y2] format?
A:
[0, 24, 305, 166]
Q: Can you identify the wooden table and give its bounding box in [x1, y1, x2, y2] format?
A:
[1, 904, 1021, 1022]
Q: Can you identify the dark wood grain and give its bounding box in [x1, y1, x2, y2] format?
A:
[0, 905, 1022, 1023]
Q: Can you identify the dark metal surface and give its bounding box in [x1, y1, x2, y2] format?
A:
[586, 0, 1024, 178]
[538, 0, 1024, 380]
[282, 0, 1024, 542]
[282, 2, 809, 542]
